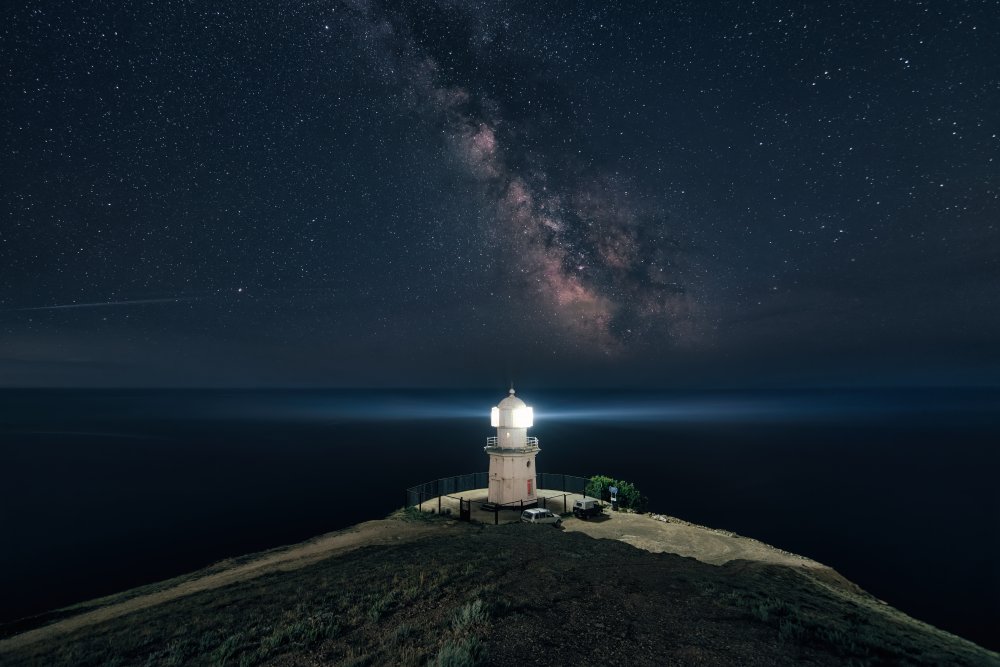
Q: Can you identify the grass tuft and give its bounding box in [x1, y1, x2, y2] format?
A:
[368, 589, 398, 622]
[432, 637, 484, 667]
[450, 599, 488, 635]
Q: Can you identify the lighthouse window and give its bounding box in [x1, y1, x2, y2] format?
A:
[526, 460, 531, 468]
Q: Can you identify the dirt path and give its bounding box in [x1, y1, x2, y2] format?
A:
[563, 511, 826, 569]
[0, 519, 447, 653]
[429, 489, 825, 572]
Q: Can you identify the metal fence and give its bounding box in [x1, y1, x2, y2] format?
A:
[537, 472, 589, 495]
[405, 472, 590, 508]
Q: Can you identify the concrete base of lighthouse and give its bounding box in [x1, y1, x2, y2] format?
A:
[486, 445, 539, 506]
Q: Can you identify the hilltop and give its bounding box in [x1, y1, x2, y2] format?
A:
[1, 509, 997, 666]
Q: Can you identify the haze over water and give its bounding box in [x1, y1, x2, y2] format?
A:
[1, 387, 997, 650]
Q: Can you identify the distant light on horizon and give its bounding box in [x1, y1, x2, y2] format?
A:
[171, 390, 982, 425]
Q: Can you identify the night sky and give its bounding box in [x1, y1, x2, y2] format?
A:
[2, 1, 997, 387]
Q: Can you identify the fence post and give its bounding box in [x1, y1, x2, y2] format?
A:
[494, 507, 499, 525]
[406, 473, 590, 519]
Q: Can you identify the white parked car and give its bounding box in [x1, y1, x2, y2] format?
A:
[520, 508, 562, 527]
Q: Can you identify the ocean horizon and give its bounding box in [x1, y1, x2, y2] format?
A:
[1, 387, 997, 651]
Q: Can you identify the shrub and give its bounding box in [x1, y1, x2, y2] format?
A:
[585, 475, 616, 500]
[615, 481, 648, 512]
[586, 475, 648, 512]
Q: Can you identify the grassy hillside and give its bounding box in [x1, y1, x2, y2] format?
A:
[2, 510, 997, 666]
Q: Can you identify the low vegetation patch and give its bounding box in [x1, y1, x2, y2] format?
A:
[390, 506, 453, 523]
[3, 525, 506, 667]
[4, 519, 995, 667]
[717, 567, 987, 667]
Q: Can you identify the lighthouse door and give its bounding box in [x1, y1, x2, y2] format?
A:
[527, 479, 533, 495]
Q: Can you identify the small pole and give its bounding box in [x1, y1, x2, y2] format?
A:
[438, 494, 442, 515]
[563, 494, 567, 513]
[494, 507, 499, 525]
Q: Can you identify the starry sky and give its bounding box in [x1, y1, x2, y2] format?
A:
[2, 1, 997, 387]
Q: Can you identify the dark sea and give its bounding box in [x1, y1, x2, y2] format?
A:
[1, 387, 997, 650]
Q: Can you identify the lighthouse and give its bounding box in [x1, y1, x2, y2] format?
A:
[485, 388, 539, 506]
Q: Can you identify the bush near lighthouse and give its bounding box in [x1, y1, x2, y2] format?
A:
[586, 475, 648, 512]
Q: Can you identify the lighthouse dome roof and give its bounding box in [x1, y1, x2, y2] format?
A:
[497, 388, 526, 409]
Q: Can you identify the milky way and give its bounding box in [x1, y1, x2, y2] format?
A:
[343, 0, 697, 352]
[2, 0, 996, 386]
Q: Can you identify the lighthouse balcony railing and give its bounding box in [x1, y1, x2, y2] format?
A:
[486, 436, 539, 448]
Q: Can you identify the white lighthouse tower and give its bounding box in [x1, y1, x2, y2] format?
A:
[485, 388, 539, 506]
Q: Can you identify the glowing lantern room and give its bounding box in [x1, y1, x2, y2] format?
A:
[485, 388, 539, 506]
